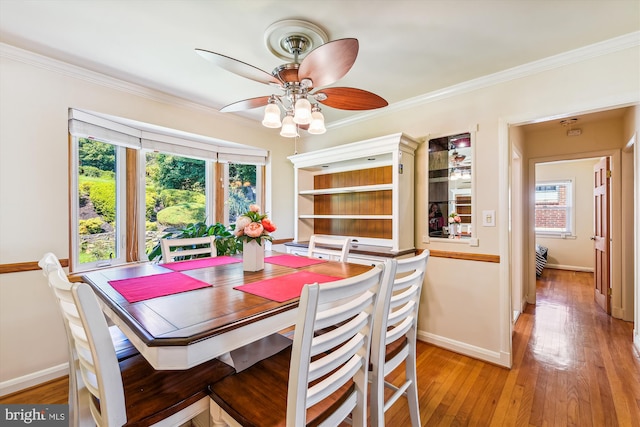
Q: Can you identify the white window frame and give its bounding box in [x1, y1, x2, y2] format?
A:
[221, 162, 263, 226]
[534, 179, 575, 238]
[69, 108, 268, 270]
[70, 136, 127, 272]
[137, 149, 216, 261]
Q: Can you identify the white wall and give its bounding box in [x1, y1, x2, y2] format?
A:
[535, 158, 599, 271]
[1, 36, 638, 391]
[0, 46, 293, 392]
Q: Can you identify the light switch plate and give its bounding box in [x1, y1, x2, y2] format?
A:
[482, 210, 495, 227]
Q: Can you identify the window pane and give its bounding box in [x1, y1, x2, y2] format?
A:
[227, 163, 257, 224]
[535, 182, 570, 232]
[77, 138, 118, 264]
[145, 152, 206, 254]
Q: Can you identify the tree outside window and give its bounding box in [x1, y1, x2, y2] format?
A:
[144, 152, 207, 254]
[227, 163, 257, 224]
[76, 138, 122, 267]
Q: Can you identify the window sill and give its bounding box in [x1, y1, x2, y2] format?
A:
[535, 233, 576, 240]
[425, 236, 474, 245]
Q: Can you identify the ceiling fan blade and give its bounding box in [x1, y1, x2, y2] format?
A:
[314, 87, 388, 110]
[196, 48, 282, 86]
[298, 38, 358, 88]
[220, 96, 271, 112]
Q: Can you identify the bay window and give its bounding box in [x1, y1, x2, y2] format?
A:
[69, 109, 267, 273]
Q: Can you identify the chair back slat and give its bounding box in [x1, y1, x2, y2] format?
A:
[39, 253, 90, 427]
[286, 259, 396, 427]
[44, 259, 127, 427]
[72, 283, 128, 427]
[161, 236, 217, 263]
[370, 250, 429, 427]
[307, 234, 351, 262]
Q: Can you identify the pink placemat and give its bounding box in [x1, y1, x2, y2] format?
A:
[234, 271, 340, 302]
[109, 272, 211, 303]
[264, 254, 328, 268]
[162, 256, 242, 271]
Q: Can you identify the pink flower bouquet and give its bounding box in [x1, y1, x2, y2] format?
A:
[234, 204, 277, 245]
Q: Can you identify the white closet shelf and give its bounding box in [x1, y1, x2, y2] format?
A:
[299, 184, 393, 195]
[298, 214, 393, 220]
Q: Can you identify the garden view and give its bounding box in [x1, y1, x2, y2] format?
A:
[77, 138, 256, 264]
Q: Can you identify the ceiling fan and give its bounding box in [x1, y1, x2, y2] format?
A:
[195, 20, 388, 137]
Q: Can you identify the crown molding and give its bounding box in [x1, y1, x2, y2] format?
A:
[330, 31, 640, 130]
[0, 42, 226, 116]
[2, 31, 638, 132]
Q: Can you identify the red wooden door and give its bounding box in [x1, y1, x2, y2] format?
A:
[593, 157, 611, 314]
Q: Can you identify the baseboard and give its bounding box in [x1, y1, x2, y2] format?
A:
[545, 264, 594, 272]
[634, 329, 640, 355]
[417, 330, 511, 368]
[0, 363, 68, 397]
[612, 306, 625, 320]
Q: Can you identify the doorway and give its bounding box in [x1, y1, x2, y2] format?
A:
[510, 107, 634, 325]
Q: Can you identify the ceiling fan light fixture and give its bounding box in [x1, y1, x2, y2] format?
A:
[280, 113, 299, 138]
[293, 98, 312, 124]
[199, 20, 387, 138]
[262, 102, 282, 128]
[307, 107, 326, 134]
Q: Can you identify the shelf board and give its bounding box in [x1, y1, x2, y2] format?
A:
[299, 184, 393, 195]
[299, 214, 393, 220]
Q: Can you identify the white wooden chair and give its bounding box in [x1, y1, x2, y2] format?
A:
[160, 235, 216, 263]
[369, 250, 430, 427]
[209, 259, 396, 427]
[307, 234, 351, 262]
[43, 262, 235, 426]
[38, 253, 138, 427]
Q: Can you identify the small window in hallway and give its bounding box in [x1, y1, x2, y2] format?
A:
[535, 180, 573, 236]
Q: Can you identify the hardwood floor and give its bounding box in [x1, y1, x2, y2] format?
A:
[2, 269, 639, 426]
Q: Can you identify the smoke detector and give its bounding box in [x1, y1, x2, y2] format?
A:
[560, 118, 581, 136]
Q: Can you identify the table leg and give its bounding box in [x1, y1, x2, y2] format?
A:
[209, 399, 228, 427]
[217, 351, 235, 368]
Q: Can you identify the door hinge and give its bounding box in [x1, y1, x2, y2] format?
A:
[607, 170, 612, 178]
[608, 288, 612, 296]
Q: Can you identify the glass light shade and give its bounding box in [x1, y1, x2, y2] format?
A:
[262, 103, 282, 128]
[293, 98, 312, 124]
[307, 111, 326, 134]
[280, 115, 299, 138]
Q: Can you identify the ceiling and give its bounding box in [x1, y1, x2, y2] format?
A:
[1, 0, 638, 127]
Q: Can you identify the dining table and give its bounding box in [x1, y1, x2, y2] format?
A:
[81, 251, 374, 370]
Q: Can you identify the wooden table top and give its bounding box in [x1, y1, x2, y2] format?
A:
[82, 253, 373, 349]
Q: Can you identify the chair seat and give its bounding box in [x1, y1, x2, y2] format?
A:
[384, 336, 408, 364]
[210, 347, 354, 427]
[119, 353, 235, 427]
[368, 336, 408, 371]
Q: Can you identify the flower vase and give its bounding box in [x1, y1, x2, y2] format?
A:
[448, 223, 455, 239]
[243, 240, 265, 272]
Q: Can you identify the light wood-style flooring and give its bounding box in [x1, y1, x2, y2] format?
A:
[2, 269, 639, 426]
